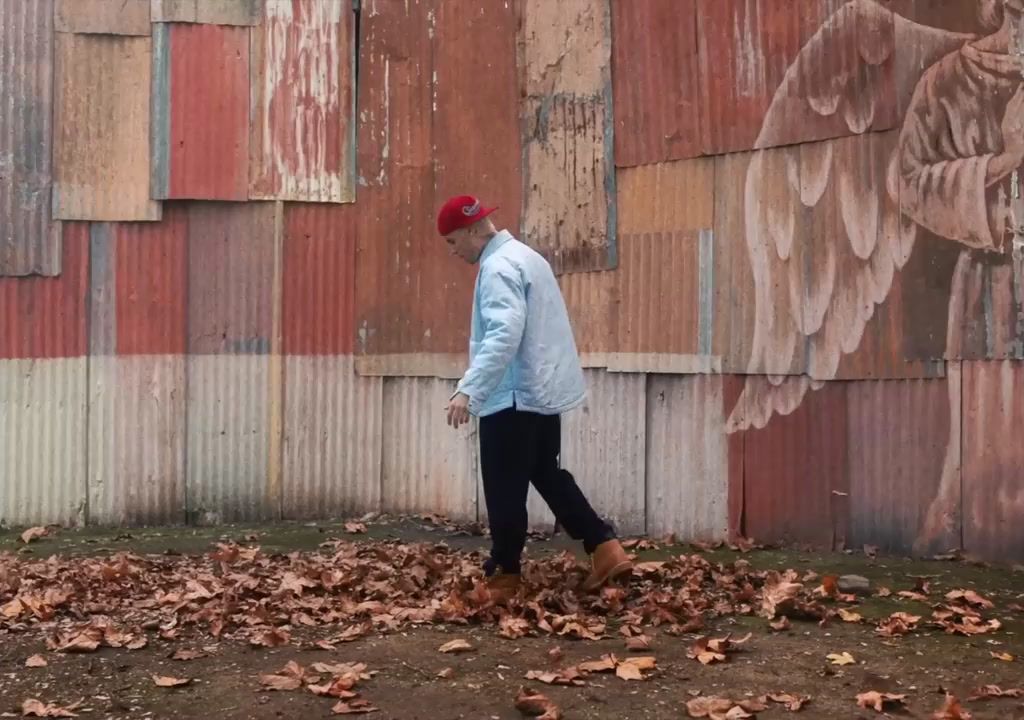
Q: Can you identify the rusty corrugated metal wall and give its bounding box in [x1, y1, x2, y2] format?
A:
[1, 0, 1022, 564]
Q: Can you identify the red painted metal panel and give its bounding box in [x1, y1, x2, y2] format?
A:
[962, 361, 1024, 560]
[740, 382, 850, 549]
[0, 224, 88, 359]
[152, 23, 250, 201]
[697, 0, 896, 155]
[187, 203, 280, 355]
[0, 0, 62, 277]
[611, 0, 703, 166]
[356, 0, 475, 362]
[282, 202, 357, 355]
[115, 206, 188, 356]
[847, 377, 955, 555]
[250, 0, 355, 203]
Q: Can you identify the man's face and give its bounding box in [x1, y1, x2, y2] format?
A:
[444, 227, 480, 264]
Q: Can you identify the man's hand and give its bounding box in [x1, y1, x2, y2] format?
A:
[446, 392, 471, 429]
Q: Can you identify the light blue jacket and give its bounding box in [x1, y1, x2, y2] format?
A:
[456, 230, 586, 417]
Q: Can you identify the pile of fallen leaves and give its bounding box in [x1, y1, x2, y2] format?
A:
[0, 542, 789, 651]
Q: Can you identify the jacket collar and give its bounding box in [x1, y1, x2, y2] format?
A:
[478, 230, 513, 265]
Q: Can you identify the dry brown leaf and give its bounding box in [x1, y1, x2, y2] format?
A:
[877, 612, 920, 637]
[819, 575, 839, 598]
[625, 634, 651, 651]
[876, 586, 892, 597]
[258, 660, 307, 691]
[930, 694, 973, 720]
[768, 692, 810, 711]
[308, 677, 358, 698]
[547, 647, 563, 664]
[21, 699, 82, 718]
[25, 655, 48, 668]
[525, 668, 585, 687]
[438, 639, 473, 654]
[946, 589, 994, 609]
[515, 687, 562, 720]
[152, 675, 191, 687]
[967, 685, 1024, 700]
[500, 616, 532, 639]
[837, 608, 862, 623]
[827, 652, 855, 666]
[344, 523, 367, 535]
[437, 667, 454, 679]
[20, 527, 48, 544]
[856, 691, 907, 712]
[990, 651, 1015, 662]
[331, 699, 379, 715]
[684, 697, 754, 720]
[616, 656, 656, 681]
[577, 655, 618, 673]
[769, 616, 791, 631]
[761, 577, 804, 619]
[250, 628, 291, 648]
[310, 662, 369, 677]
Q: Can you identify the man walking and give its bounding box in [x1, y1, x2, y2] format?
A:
[437, 194, 633, 602]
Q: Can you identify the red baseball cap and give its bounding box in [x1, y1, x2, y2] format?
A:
[437, 195, 497, 236]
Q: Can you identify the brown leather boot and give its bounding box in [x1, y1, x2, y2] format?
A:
[485, 570, 522, 605]
[582, 539, 633, 591]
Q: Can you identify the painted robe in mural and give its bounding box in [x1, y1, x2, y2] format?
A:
[898, 41, 1023, 358]
[898, 40, 1024, 552]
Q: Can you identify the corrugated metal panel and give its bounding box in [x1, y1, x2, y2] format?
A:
[697, 0, 896, 155]
[355, 0, 475, 365]
[87, 355, 186, 525]
[55, 0, 150, 35]
[711, 151, 757, 373]
[0, 223, 88, 359]
[962, 361, 1024, 560]
[615, 157, 713, 363]
[52, 33, 161, 222]
[646, 374, 728, 541]
[616, 158, 714, 236]
[114, 207, 188, 356]
[520, 0, 616, 274]
[282, 202, 356, 355]
[250, 0, 355, 203]
[740, 381, 849, 549]
[151, 0, 263, 25]
[380, 377, 478, 522]
[187, 202, 280, 355]
[616, 232, 699, 357]
[846, 375, 956, 555]
[558, 370, 646, 536]
[186, 354, 276, 524]
[560, 270, 616, 360]
[283, 355, 383, 519]
[611, 0, 702, 166]
[434, 0, 522, 226]
[0, 0, 62, 277]
[0, 357, 87, 526]
[152, 23, 250, 201]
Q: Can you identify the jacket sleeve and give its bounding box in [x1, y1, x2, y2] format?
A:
[456, 262, 527, 406]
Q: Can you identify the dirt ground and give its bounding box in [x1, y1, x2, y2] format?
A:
[1, 519, 1023, 720]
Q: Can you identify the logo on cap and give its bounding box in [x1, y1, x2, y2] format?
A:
[462, 200, 481, 217]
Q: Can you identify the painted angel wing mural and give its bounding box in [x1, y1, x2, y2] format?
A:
[725, 0, 975, 433]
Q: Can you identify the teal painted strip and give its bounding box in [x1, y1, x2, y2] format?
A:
[698, 228, 714, 356]
[88, 224, 117, 356]
[151, 23, 171, 199]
